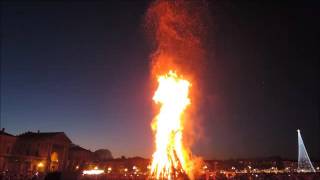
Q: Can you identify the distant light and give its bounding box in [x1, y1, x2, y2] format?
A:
[107, 167, 112, 171]
[37, 162, 44, 168]
[124, 168, 128, 172]
[83, 169, 104, 175]
[76, 166, 79, 170]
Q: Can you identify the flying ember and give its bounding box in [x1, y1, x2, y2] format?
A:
[151, 71, 191, 179]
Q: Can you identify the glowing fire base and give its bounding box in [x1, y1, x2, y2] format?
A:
[150, 71, 194, 180]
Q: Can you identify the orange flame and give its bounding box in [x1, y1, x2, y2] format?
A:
[146, 0, 207, 179]
[151, 71, 192, 179]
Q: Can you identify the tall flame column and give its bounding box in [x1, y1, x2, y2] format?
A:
[150, 71, 192, 179]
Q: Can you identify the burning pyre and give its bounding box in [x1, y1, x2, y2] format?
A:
[146, 0, 207, 179]
[151, 71, 191, 179]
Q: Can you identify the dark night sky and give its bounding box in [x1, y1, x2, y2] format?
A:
[1, 1, 319, 160]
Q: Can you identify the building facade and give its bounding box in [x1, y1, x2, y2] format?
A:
[68, 145, 94, 170]
[0, 130, 71, 176]
[0, 129, 17, 173]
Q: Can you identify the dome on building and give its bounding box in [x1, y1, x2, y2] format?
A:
[94, 149, 113, 161]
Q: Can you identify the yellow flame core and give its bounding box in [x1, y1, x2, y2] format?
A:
[151, 71, 192, 179]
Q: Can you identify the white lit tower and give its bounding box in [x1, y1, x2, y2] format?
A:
[297, 129, 315, 172]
